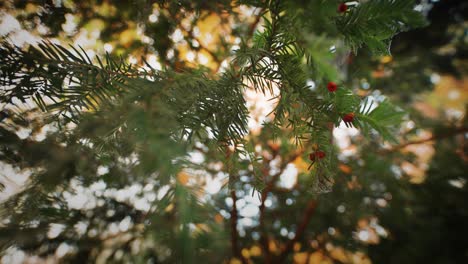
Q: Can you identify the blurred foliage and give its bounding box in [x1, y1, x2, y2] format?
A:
[0, 0, 467, 263]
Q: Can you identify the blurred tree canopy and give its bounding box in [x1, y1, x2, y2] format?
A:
[0, 0, 467, 263]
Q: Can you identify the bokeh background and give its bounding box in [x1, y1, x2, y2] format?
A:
[0, 0, 467, 263]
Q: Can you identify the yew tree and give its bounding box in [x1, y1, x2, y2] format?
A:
[0, 0, 467, 263]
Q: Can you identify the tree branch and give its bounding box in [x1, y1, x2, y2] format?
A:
[382, 126, 468, 153]
[247, 7, 266, 40]
[230, 189, 248, 264]
[276, 200, 317, 263]
[258, 147, 307, 263]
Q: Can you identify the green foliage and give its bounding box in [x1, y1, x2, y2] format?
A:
[2, 0, 457, 263]
[357, 99, 405, 143]
[0, 42, 139, 121]
[337, 0, 428, 55]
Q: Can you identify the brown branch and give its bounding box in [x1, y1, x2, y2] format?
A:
[259, 189, 273, 264]
[276, 200, 317, 263]
[381, 126, 468, 153]
[224, 144, 248, 264]
[258, 147, 307, 263]
[230, 189, 248, 264]
[247, 7, 266, 40]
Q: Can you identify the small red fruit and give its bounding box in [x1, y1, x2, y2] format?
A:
[338, 3, 348, 13]
[309, 153, 316, 161]
[343, 112, 355, 123]
[327, 82, 338, 92]
[316, 150, 326, 159]
[309, 151, 326, 161]
[308, 150, 326, 170]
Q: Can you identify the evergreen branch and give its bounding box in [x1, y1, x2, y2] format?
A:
[337, 0, 427, 54]
[1, 42, 249, 144]
[0, 42, 145, 121]
[356, 99, 405, 143]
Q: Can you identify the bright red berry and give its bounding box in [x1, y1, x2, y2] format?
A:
[338, 3, 348, 13]
[316, 150, 326, 159]
[308, 150, 325, 170]
[327, 82, 338, 92]
[309, 151, 325, 161]
[343, 112, 355, 123]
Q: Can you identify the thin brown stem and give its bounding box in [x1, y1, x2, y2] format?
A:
[230, 190, 248, 264]
[247, 7, 266, 40]
[381, 126, 468, 153]
[258, 147, 308, 263]
[276, 200, 317, 263]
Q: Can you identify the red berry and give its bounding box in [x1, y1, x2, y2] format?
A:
[316, 150, 326, 159]
[327, 82, 338, 92]
[309, 153, 316, 161]
[343, 112, 355, 123]
[338, 3, 348, 13]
